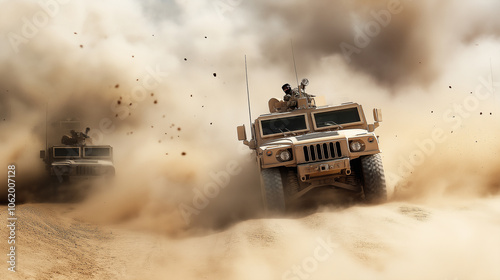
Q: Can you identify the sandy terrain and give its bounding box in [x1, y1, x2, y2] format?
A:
[2, 195, 500, 280]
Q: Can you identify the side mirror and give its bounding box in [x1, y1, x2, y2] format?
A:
[373, 108, 383, 122]
[237, 125, 247, 141]
[40, 150, 46, 159]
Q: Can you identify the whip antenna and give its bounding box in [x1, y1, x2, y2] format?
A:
[290, 39, 301, 96]
[45, 101, 48, 151]
[244, 55, 255, 138]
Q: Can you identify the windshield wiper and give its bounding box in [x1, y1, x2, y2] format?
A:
[325, 121, 343, 130]
[284, 128, 297, 136]
[279, 128, 297, 137]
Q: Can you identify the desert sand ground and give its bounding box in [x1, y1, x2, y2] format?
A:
[2, 193, 500, 280]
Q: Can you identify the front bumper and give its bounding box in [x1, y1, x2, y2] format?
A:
[297, 158, 351, 182]
[51, 164, 115, 178]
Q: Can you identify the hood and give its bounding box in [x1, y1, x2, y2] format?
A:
[262, 129, 373, 147]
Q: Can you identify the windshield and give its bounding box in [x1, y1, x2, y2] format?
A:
[261, 115, 308, 136]
[53, 147, 80, 158]
[313, 108, 361, 128]
[84, 147, 111, 157]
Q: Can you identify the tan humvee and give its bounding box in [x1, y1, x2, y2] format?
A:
[39, 121, 115, 199]
[237, 79, 386, 212]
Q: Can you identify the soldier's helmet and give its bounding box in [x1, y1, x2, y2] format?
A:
[282, 83, 292, 94]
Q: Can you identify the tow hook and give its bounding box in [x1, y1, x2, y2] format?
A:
[319, 164, 329, 172]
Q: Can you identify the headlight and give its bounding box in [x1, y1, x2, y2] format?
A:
[349, 141, 364, 152]
[278, 150, 292, 162]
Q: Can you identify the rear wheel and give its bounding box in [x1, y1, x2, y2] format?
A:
[260, 168, 286, 213]
[360, 154, 387, 203]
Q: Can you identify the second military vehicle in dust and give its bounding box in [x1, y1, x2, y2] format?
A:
[39, 120, 115, 199]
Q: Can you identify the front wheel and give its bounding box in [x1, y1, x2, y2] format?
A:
[260, 168, 286, 213]
[361, 154, 387, 203]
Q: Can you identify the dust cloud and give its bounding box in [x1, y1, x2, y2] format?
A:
[1, 0, 500, 279]
[245, 0, 500, 90]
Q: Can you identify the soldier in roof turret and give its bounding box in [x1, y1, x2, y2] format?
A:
[282, 83, 299, 110]
[61, 127, 91, 146]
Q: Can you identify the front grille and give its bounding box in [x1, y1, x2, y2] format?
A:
[302, 141, 343, 162]
[76, 166, 98, 176]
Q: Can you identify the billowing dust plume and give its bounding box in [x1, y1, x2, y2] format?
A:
[0, 0, 499, 241]
[245, 0, 500, 90]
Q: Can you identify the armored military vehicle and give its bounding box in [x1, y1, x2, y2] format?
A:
[40, 121, 115, 191]
[237, 79, 386, 212]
